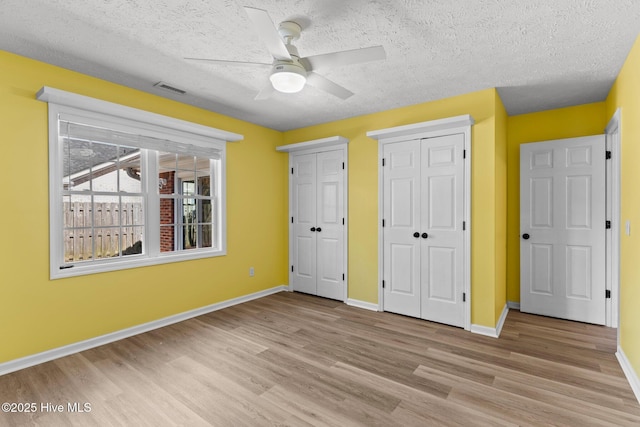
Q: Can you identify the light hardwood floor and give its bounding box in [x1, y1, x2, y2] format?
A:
[1, 291, 639, 426]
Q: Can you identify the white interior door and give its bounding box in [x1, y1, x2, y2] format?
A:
[382, 134, 465, 326]
[520, 135, 606, 325]
[315, 150, 344, 300]
[291, 150, 345, 300]
[383, 139, 421, 317]
[292, 153, 317, 295]
[420, 134, 465, 327]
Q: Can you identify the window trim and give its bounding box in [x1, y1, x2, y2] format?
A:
[38, 87, 242, 279]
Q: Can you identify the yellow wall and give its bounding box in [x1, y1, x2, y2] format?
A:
[505, 103, 607, 303]
[0, 51, 287, 363]
[606, 36, 640, 377]
[283, 88, 504, 328]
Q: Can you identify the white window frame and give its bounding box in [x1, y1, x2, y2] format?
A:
[38, 87, 242, 279]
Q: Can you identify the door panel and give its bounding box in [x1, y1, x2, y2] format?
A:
[426, 246, 456, 301]
[520, 135, 606, 325]
[420, 133, 465, 327]
[292, 154, 317, 295]
[315, 150, 344, 301]
[428, 175, 455, 229]
[383, 140, 421, 317]
[566, 245, 591, 298]
[530, 244, 553, 295]
[531, 178, 553, 228]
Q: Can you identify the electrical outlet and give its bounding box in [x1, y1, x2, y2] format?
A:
[249, 267, 255, 277]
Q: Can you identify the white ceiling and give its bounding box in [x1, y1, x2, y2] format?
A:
[2, 0, 639, 131]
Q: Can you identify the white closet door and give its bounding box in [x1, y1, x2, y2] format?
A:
[292, 153, 317, 295]
[383, 139, 421, 317]
[316, 150, 344, 300]
[420, 134, 465, 327]
[520, 135, 606, 324]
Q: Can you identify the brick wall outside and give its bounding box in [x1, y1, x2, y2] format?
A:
[159, 171, 175, 252]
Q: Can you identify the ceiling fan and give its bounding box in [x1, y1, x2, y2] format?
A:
[185, 7, 386, 100]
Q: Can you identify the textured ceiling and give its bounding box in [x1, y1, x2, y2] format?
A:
[1, 0, 639, 131]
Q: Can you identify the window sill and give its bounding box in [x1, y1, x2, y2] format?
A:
[51, 249, 226, 280]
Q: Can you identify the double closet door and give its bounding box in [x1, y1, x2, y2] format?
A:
[291, 149, 345, 301]
[382, 133, 466, 327]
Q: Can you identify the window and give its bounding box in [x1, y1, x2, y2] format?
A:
[38, 87, 242, 278]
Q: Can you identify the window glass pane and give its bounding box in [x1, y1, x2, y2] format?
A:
[159, 170, 175, 195]
[94, 196, 120, 227]
[160, 225, 175, 252]
[199, 224, 212, 248]
[64, 194, 93, 229]
[183, 197, 197, 249]
[121, 196, 144, 227]
[94, 227, 120, 259]
[182, 180, 196, 197]
[176, 154, 195, 170]
[63, 138, 89, 190]
[195, 157, 209, 171]
[160, 197, 174, 225]
[86, 142, 118, 192]
[197, 174, 210, 197]
[183, 224, 197, 250]
[119, 147, 142, 193]
[64, 229, 94, 263]
[200, 198, 212, 223]
[121, 226, 144, 257]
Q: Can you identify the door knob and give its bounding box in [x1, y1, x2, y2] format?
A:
[316, 227, 322, 232]
[522, 233, 530, 240]
[413, 232, 420, 238]
[421, 233, 428, 239]
[310, 227, 316, 232]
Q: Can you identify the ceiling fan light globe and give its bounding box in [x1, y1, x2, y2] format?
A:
[270, 63, 307, 93]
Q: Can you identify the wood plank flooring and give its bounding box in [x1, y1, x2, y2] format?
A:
[1, 291, 638, 426]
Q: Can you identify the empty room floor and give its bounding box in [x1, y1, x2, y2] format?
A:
[1, 291, 638, 426]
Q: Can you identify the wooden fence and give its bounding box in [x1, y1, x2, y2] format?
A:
[63, 202, 143, 262]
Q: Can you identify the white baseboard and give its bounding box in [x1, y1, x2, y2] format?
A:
[346, 298, 379, 311]
[616, 346, 640, 405]
[471, 303, 509, 339]
[0, 285, 287, 377]
[507, 301, 520, 310]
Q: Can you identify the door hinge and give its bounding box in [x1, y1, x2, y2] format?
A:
[606, 289, 611, 299]
[291, 265, 294, 272]
[463, 292, 466, 302]
[463, 221, 466, 231]
[463, 149, 466, 159]
[342, 162, 345, 170]
[382, 280, 386, 289]
[606, 151, 612, 160]
[382, 158, 386, 167]
[382, 219, 386, 227]
[342, 274, 345, 281]
[291, 167, 294, 174]
[606, 220, 611, 229]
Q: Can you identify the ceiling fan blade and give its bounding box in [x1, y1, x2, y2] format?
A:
[184, 58, 271, 67]
[300, 45, 386, 71]
[243, 7, 292, 61]
[254, 83, 275, 100]
[306, 72, 353, 100]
